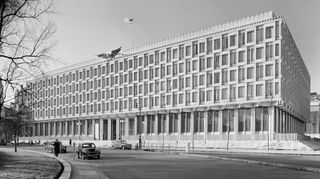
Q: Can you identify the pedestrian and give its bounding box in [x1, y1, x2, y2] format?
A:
[53, 139, 60, 157]
[69, 139, 72, 146]
[138, 135, 142, 150]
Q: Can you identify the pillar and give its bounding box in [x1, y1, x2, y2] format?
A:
[234, 109, 239, 136]
[48, 122, 51, 136]
[218, 110, 223, 139]
[134, 116, 138, 135]
[37, 123, 41, 136]
[71, 120, 74, 137]
[59, 121, 63, 136]
[144, 115, 148, 135]
[204, 111, 208, 145]
[269, 106, 274, 140]
[100, 118, 104, 140]
[92, 119, 95, 138]
[116, 118, 120, 139]
[166, 113, 170, 134]
[65, 121, 68, 136]
[84, 119, 88, 136]
[53, 122, 56, 136]
[124, 117, 129, 136]
[107, 119, 112, 140]
[155, 114, 159, 134]
[178, 113, 182, 134]
[251, 108, 255, 140]
[32, 124, 36, 137]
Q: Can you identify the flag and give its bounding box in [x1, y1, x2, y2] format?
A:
[123, 18, 134, 23]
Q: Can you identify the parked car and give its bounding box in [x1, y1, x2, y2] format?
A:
[45, 141, 67, 153]
[77, 142, 100, 160]
[111, 140, 132, 150]
[0, 139, 7, 145]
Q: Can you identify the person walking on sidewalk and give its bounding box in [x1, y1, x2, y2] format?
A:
[53, 139, 60, 157]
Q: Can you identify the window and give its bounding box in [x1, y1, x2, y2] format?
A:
[207, 57, 212, 68]
[214, 87, 220, 102]
[192, 41, 198, 57]
[206, 90, 212, 101]
[199, 56, 205, 71]
[238, 51, 245, 63]
[186, 46, 191, 56]
[230, 35, 236, 47]
[172, 49, 178, 59]
[230, 50, 236, 66]
[199, 89, 205, 104]
[192, 92, 197, 102]
[207, 71, 213, 86]
[247, 83, 254, 98]
[255, 107, 269, 131]
[222, 69, 228, 85]
[238, 86, 245, 98]
[266, 43, 273, 60]
[256, 47, 263, 59]
[256, 84, 263, 96]
[199, 42, 205, 53]
[247, 67, 254, 79]
[238, 109, 251, 132]
[275, 44, 279, 56]
[206, 37, 213, 54]
[186, 59, 191, 74]
[179, 45, 184, 59]
[266, 80, 273, 97]
[214, 53, 220, 69]
[247, 46, 254, 64]
[192, 74, 198, 88]
[199, 75, 205, 86]
[275, 60, 279, 77]
[192, 60, 198, 71]
[179, 63, 184, 73]
[238, 67, 245, 82]
[222, 109, 234, 132]
[238, 30, 245, 46]
[256, 63, 263, 80]
[222, 88, 228, 99]
[266, 26, 273, 39]
[256, 26, 263, 43]
[222, 54, 228, 66]
[265, 64, 273, 77]
[214, 72, 220, 84]
[247, 31, 254, 43]
[230, 85, 236, 100]
[275, 82, 279, 94]
[222, 34, 228, 50]
[214, 38, 220, 50]
[166, 48, 171, 62]
[230, 70, 236, 81]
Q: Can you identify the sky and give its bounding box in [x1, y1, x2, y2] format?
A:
[49, 0, 320, 92]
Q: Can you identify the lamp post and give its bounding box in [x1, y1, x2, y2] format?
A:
[135, 96, 142, 149]
[162, 113, 165, 151]
[226, 106, 230, 151]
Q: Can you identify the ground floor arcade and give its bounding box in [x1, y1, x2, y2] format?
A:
[21, 106, 305, 144]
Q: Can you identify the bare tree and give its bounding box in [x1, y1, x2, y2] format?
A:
[0, 0, 56, 122]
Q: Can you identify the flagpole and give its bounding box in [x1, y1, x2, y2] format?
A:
[124, 18, 135, 48]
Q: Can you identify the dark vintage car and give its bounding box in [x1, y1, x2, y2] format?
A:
[45, 141, 67, 153]
[111, 140, 132, 150]
[77, 143, 100, 160]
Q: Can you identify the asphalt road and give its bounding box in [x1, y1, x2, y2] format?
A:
[57, 148, 320, 179]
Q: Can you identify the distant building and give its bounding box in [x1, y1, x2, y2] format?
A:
[306, 93, 320, 133]
[21, 11, 310, 148]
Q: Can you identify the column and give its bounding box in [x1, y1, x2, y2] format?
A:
[204, 111, 208, 146]
[178, 113, 182, 134]
[84, 119, 88, 136]
[166, 113, 170, 134]
[125, 117, 129, 136]
[108, 119, 112, 140]
[269, 106, 274, 140]
[218, 110, 223, 139]
[190, 111, 195, 149]
[144, 115, 148, 135]
[251, 108, 255, 140]
[116, 118, 120, 139]
[100, 118, 104, 140]
[155, 114, 159, 134]
[71, 120, 74, 137]
[92, 119, 95, 139]
[59, 121, 63, 136]
[32, 124, 36, 137]
[48, 122, 51, 136]
[65, 121, 68, 136]
[234, 109, 239, 137]
[134, 116, 138, 135]
[53, 122, 56, 136]
[279, 111, 283, 133]
[275, 108, 279, 133]
[37, 123, 41, 136]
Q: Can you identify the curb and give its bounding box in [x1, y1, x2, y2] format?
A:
[183, 153, 320, 173]
[24, 149, 71, 179]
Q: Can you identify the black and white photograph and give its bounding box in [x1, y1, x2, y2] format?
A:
[0, 0, 320, 178]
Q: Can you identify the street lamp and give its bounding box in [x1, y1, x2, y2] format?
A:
[135, 96, 142, 149]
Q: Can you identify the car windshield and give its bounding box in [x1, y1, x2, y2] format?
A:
[120, 140, 127, 144]
[82, 143, 96, 148]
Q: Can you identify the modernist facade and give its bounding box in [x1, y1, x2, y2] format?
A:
[21, 12, 310, 148]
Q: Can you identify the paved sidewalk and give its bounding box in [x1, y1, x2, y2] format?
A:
[0, 147, 62, 179]
[197, 148, 320, 155]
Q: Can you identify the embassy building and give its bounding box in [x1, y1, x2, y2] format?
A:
[21, 12, 310, 149]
